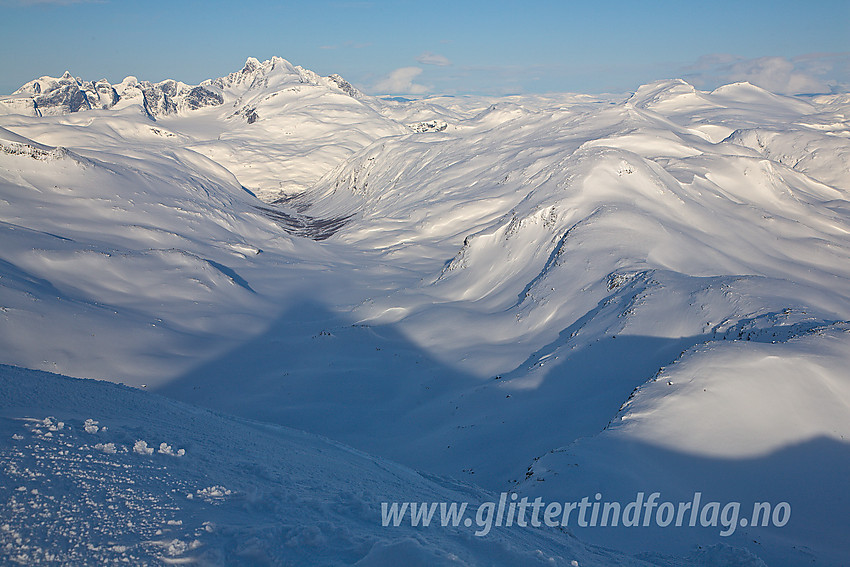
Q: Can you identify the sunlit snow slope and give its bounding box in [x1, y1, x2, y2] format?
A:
[2, 60, 850, 566]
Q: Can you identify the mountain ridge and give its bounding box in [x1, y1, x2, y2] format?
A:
[1, 57, 362, 119]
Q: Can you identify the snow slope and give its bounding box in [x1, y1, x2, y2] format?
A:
[1, 363, 660, 566]
[521, 325, 850, 566]
[2, 61, 850, 566]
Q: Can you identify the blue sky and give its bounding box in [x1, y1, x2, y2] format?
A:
[1, 0, 848, 96]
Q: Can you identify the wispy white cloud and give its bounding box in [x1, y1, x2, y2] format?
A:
[683, 53, 850, 95]
[416, 51, 451, 67]
[373, 66, 428, 95]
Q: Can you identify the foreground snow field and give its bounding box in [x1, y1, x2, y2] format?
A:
[2, 58, 850, 565]
[3, 363, 659, 566]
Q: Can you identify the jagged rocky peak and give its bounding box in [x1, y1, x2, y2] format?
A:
[27, 73, 91, 116]
[1, 56, 362, 118]
[88, 79, 119, 109]
[243, 56, 261, 74]
[184, 85, 224, 110]
[137, 81, 223, 117]
[211, 56, 300, 90]
[8, 72, 119, 116]
[14, 71, 77, 96]
[210, 56, 358, 95]
[139, 82, 178, 117]
[327, 74, 361, 98]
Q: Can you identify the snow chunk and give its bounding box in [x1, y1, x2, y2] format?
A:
[84, 419, 99, 434]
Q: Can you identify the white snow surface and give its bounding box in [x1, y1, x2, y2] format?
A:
[2, 59, 850, 565]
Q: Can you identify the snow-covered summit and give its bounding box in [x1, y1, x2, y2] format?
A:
[7, 71, 114, 115]
[209, 56, 303, 90]
[3, 68, 212, 118]
[0, 57, 363, 120]
[627, 78, 703, 108]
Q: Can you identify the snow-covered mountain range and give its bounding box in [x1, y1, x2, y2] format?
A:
[2, 58, 849, 566]
[3, 57, 361, 119]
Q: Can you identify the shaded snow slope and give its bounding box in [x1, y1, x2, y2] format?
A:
[0, 363, 663, 567]
[0, 124, 302, 385]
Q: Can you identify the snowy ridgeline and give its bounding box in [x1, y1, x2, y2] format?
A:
[1, 58, 850, 566]
[0, 57, 355, 119]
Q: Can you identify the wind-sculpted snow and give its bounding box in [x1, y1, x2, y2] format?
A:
[304, 84, 850, 379]
[724, 127, 850, 190]
[1, 62, 850, 566]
